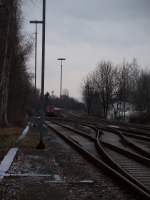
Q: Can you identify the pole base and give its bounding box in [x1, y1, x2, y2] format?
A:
[36, 140, 45, 149]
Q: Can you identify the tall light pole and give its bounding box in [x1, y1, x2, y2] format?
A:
[29, 0, 46, 101]
[57, 58, 66, 97]
[31, 0, 46, 149]
[41, 0, 46, 102]
[29, 20, 43, 90]
[38, 0, 46, 149]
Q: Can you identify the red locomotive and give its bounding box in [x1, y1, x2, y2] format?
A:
[45, 105, 61, 116]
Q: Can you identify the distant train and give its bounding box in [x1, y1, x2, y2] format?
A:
[45, 105, 61, 117]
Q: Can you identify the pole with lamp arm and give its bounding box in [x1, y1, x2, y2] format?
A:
[57, 58, 66, 98]
[30, 0, 46, 149]
[29, 20, 43, 90]
[37, 0, 46, 149]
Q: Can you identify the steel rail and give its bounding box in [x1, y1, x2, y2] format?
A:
[97, 132, 150, 195]
[72, 121, 150, 164]
[120, 134, 150, 159]
[49, 118, 150, 160]
[78, 121, 150, 158]
[101, 141, 150, 166]
[45, 121, 150, 199]
[120, 132, 150, 142]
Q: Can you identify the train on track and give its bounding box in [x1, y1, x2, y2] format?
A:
[45, 105, 61, 117]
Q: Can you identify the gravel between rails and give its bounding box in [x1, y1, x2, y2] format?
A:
[0, 126, 139, 200]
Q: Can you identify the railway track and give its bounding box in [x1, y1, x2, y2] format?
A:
[78, 121, 150, 159]
[99, 131, 150, 191]
[45, 120, 150, 199]
[49, 117, 150, 158]
[50, 116, 150, 139]
[59, 120, 150, 164]
[49, 117, 150, 161]
[58, 114, 150, 135]
[119, 134, 150, 159]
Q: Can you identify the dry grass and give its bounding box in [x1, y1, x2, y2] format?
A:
[0, 127, 21, 160]
[0, 127, 41, 161]
[21, 128, 40, 149]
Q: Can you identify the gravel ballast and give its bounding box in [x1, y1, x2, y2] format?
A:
[0, 126, 140, 200]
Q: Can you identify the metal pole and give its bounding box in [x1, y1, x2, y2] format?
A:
[30, 21, 43, 90]
[60, 60, 62, 97]
[35, 23, 37, 90]
[57, 58, 66, 98]
[41, 0, 46, 101]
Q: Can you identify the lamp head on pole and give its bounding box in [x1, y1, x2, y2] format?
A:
[30, 20, 43, 24]
[57, 58, 66, 61]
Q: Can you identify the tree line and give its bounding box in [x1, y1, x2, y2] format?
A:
[0, 0, 34, 127]
[82, 59, 150, 123]
[44, 91, 84, 111]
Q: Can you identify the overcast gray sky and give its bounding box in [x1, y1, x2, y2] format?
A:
[23, 0, 150, 100]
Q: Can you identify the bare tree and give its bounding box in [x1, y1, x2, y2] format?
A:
[81, 58, 150, 122]
[117, 59, 140, 119]
[82, 61, 118, 118]
[93, 61, 116, 118]
[0, 0, 34, 126]
[82, 77, 94, 115]
[63, 89, 69, 97]
[134, 71, 150, 113]
[0, 0, 16, 126]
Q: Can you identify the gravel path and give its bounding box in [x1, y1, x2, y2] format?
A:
[0, 126, 140, 200]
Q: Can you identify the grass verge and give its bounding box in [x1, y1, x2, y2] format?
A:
[21, 128, 40, 149]
[0, 127, 21, 161]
